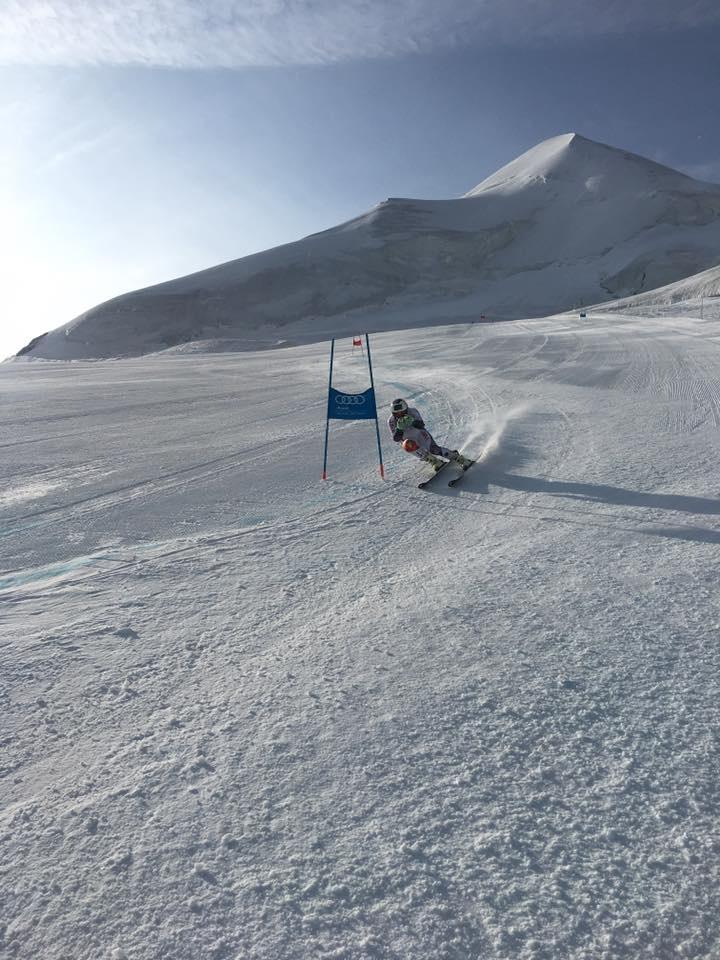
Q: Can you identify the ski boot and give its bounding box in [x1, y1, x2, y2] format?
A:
[425, 454, 445, 472]
[450, 450, 473, 468]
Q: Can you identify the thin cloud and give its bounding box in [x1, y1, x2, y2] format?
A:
[1, 1, 720, 67]
[43, 128, 121, 169]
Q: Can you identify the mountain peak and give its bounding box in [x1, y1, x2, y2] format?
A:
[463, 132, 692, 197]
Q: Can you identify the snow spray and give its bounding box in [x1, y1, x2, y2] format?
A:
[465, 404, 530, 465]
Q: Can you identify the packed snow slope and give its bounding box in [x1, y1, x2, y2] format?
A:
[17, 132, 720, 360]
[3, 304, 720, 959]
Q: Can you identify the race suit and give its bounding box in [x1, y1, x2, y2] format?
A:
[387, 407, 456, 461]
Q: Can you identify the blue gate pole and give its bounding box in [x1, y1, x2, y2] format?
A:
[322, 339, 335, 480]
[365, 334, 385, 479]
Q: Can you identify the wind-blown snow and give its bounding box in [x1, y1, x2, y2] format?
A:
[16, 133, 720, 360]
[3, 304, 720, 958]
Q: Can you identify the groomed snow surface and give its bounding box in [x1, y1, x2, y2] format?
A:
[2, 310, 720, 959]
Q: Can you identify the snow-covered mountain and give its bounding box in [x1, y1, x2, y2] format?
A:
[18, 132, 720, 360]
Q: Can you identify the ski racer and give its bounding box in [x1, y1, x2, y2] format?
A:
[388, 398, 472, 471]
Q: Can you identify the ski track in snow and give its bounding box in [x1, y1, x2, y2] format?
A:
[2, 314, 720, 960]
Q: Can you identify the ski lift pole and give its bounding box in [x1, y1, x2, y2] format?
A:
[365, 334, 385, 479]
[322, 338, 335, 480]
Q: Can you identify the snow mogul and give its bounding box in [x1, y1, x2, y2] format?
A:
[388, 398, 472, 471]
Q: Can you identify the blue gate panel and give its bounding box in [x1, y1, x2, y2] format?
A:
[327, 387, 378, 420]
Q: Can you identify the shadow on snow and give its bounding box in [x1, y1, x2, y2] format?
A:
[426, 445, 720, 545]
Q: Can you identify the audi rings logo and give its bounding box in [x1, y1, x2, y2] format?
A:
[336, 394, 366, 406]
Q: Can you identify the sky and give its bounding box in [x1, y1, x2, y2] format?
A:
[1, 0, 720, 360]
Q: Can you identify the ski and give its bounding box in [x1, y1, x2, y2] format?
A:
[447, 460, 477, 486]
[418, 461, 455, 489]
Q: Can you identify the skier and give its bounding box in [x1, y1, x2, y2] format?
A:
[388, 398, 472, 471]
